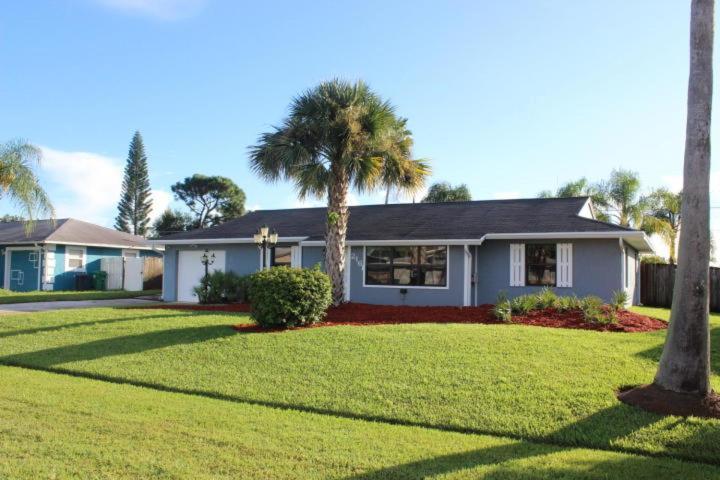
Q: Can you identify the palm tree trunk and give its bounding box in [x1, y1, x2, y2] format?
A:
[670, 231, 677, 265]
[654, 0, 713, 395]
[325, 163, 350, 306]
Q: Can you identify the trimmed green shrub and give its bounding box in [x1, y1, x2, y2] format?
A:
[247, 266, 332, 328]
[194, 271, 248, 304]
[611, 290, 629, 311]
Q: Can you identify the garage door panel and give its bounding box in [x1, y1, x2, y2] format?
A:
[177, 250, 225, 303]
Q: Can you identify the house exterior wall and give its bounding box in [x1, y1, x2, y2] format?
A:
[53, 245, 123, 290]
[161, 238, 634, 306]
[301, 246, 325, 270]
[348, 245, 466, 306]
[473, 239, 625, 305]
[162, 243, 262, 301]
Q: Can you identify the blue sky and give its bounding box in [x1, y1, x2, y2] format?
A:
[1, 0, 717, 251]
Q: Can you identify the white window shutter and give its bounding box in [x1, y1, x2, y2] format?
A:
[557, 243, 573, 287]
[290, 246, 301, 268]
[509, 244, 525, 286]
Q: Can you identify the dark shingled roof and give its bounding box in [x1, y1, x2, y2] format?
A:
[160, 197, 637, 242]
[0, 218, 152, 248]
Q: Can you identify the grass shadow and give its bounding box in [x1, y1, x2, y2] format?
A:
[345, 405, 712, 479]
[0, 324, 236, 367]
[0, 313, 202, 339]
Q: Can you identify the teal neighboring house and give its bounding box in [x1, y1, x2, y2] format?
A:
[0, 218, 160, 292]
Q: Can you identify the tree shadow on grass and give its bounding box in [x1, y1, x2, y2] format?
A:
[345, 404, 720, 479]
[345, 441, 712, 480]
[0, 324, 236, 367]
[636, 326, 720, 376]
[0, 313, 202, 339]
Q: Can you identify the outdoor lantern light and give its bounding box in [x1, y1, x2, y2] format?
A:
[254, 225, 278, 270]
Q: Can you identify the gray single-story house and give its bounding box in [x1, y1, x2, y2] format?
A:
[0, 218, 160, 292]
[154, 197, 653, 306]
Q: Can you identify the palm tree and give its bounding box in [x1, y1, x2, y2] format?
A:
[641, 188, 682, 264]
[620, 0, 714, 410]
[600, 169, 646, 227]
[653, 0, 714, 398]
[0, 140, 54, 231]
[249, 80, 430, 304]
[379, 118, 430, 204]
[538, 177, 610, 222]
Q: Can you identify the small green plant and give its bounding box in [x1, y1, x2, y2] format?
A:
[579, 295, 615, 324]
[556, 295, 581, 312]
[534, 287, 559, 309]
[247, 266, 332, 328]
[510, 294, 537, 315]
[493, 292, 512, 323]
[610, 290, 629, 311]
[193, 271, 248, 304]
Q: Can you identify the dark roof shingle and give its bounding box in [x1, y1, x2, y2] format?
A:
[0, 218, 151, 247]
[160, 197, 636, 242]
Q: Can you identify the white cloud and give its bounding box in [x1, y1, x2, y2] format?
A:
[92, 0, 207, 20]
[246, 204, 261, 212]
[492, 191, 522, 200]
[661, 172, 720, 195]
[39, 146, 170, 228]
[149, 189, 172, 222]
[40, 146, 124, 226]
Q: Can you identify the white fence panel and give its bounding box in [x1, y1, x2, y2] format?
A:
[123, 257, 144, 291]
[101, 257, 124, 290]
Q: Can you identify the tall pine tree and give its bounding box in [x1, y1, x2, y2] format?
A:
[115, 131, 153, 235]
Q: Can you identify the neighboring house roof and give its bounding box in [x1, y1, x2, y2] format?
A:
[156, 197, 653, 251]
[0, 218, 154, 249]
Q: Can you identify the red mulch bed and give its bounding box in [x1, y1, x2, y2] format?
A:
[189, 302, 666, 334]
[143, 302, 665, 333]
[618, 384, 720, 419]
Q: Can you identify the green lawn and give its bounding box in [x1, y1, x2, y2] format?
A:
[0, 305, 719, 468]
[2, 365, 717, 480]
[0, 289, 160, 304]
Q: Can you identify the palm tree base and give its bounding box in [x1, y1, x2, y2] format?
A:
[617, 383, 720, 419]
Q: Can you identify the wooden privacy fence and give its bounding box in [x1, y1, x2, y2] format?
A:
[143, 257, 163, 290]
[100, 256, 163, 291]
[641, 263, 720, 312]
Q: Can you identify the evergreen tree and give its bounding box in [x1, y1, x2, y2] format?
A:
[421, 182, 471, 203]
[150, 208, 193, 238]
[115, 131, 153, 235]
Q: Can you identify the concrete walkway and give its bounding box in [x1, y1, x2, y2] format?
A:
[0, 298, 159, 315]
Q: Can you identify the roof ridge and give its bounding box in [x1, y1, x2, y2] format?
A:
[245, 196, 590, 213]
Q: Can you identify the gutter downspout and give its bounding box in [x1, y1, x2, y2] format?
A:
[474, 236, 486, 307]
[619, 238, 626, 297]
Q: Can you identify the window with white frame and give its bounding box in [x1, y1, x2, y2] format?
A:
[66, 247, 86, 271]
[510, 243, 572, 288]
[271, 247, 292, 267]
[365, 246, 447, 287]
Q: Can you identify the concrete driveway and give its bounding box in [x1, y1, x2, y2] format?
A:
[0, 298, 159, 315]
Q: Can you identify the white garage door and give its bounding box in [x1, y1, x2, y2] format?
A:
[177, 249, 225, 303]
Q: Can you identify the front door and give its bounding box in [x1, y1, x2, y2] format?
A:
[8, 249, 40, 292]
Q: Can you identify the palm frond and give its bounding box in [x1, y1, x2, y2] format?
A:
[0, 139, 55, 233]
